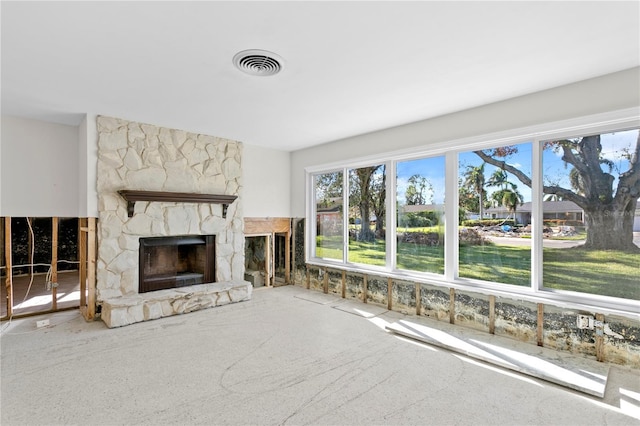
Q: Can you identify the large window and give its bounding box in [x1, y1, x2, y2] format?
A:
[458, 142, 532, 286]
[308, 116, 639, 311]
[314, 171, 343, 261]
[348, 165, 386, 267]
[542, 129, 640, 300]
[396, 156, 445, 274]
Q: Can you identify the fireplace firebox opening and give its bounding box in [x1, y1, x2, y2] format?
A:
[139, 235, 215, 293]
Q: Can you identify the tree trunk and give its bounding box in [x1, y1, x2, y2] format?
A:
[583, 201, 638, 251]
[359, 204, 375, 242]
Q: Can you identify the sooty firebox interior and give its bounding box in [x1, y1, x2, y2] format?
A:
[139, 235, 215, 293]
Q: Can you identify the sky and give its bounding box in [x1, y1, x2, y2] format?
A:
[542, 129, 637, 192]
[397, 156, 446, 204]
[395, 128, 639, 206]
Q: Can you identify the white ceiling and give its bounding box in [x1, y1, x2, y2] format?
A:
[2, 1, 639, 152]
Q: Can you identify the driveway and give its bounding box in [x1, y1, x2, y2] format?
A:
[486, 232, 640, 248]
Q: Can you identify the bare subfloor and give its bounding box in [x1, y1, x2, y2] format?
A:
[1, 286, 638, 426]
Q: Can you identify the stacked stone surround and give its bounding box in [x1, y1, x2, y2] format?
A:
[101, 282, 252, 328]
[96, 116, 249, 326]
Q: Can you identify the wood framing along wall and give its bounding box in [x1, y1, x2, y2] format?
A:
[293, 264, 640, 368]
[1, 216, 97, 321]
[244, 217, 291, 286]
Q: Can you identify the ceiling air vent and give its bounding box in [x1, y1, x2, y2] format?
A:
[233, 49, 283, 76]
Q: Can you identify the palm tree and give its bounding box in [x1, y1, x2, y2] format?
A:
[487, 169, 508, 190]
[463, 163, 486, 219]
[500, 186, 524, 224]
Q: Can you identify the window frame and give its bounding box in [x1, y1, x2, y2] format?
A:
[305, 108, 640, 315]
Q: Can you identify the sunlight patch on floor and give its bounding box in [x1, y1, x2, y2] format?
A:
[386, 318, 609, 398]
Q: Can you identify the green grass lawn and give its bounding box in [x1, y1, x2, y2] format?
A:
[316, 236, 639, 300]
[315, 235, 343, 260]
[397, 243, 444, 274]
[347, 240, 386, 265]
[459, 244, 531, 286]
[543, 248, 640, 299]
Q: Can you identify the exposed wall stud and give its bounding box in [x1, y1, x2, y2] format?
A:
[51, 217, 58, 310]
[27, 218, 33, 283]
[266, 234, 272, 287]
[4, 217, 13, 319]
[306, 265, 310, 289]
[387, 278, 393, 310]
[291, 219, 296, 286]
[415, 282, 421, 315]
[285, 227, 291, 284]
[595, 313, 605, 362]
[86, 217, 97, 320]
[79, 218, 87, 307]
[363, 274, 368, 304]
[323, 267, 328, 294]
[449, 288, 455, 324]
[341, 271, 346, 298]
[489, 295, 496, 334]
[537, 304, 544, 346]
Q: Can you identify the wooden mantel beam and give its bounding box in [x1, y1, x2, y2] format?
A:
[118, 190, 237, 218]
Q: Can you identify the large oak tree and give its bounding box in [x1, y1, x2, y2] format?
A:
[475, 132, 640, 251]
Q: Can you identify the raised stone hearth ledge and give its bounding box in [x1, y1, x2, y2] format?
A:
[101, 281, 252, 328]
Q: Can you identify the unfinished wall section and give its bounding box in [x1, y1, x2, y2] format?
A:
[291, 259, 640, 367]
[600, 316, 640, 366]
[366, 276, 387, 306]
[419, 284, 450, 322]
[345, 274, 364, 301]
[495, 298, 539, 345]
[543, 305, 595, 355]
[327, 270, 342, 296]
[453, 290, 490, 333]
[391, 279, 415, 315]
[307, 266, 323, 292]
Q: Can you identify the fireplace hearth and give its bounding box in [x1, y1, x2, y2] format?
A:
[139, 235, 215, 293]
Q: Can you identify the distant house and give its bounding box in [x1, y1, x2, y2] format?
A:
[486, 201, 583, 225]
[485, 200, 640, 231]
[316, 198, 343, 234]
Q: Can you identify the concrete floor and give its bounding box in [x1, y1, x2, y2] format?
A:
[1, 285, 639, 426]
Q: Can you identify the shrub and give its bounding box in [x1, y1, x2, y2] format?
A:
[398, 231, 441, 246]
[459, 227, 490, 246]
[398, 211, 441, 228]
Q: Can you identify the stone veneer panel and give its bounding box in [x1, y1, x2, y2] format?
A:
[96, 116, 245, 304]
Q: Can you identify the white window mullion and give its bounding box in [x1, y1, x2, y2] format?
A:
[386, 161, 396, 270]
[444, 152, 458, 281]
[306, 171, 315, 261]
[343, 167, 349, 264]
[531, 140, 543, 292]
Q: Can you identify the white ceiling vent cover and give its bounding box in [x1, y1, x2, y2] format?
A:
[233, 49, 283, 76]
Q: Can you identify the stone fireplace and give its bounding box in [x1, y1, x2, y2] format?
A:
[95, 116, 251, 327]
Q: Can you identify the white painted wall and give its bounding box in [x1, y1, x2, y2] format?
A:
[1, 116, 80, 217]
[78, 114, 99, 217]
[1, 115, 291, 219]
[0, 117, 2, 215]
[290, 67, 640, 217]
[243, 144, 291, 217]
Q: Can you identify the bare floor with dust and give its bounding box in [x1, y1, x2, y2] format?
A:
[1, 286, 639, 425]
